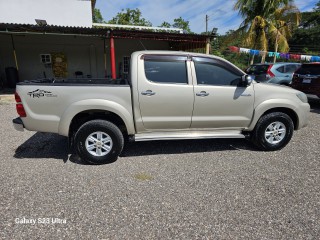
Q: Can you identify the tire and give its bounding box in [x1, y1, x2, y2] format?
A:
[251, 112, 294, 151]
[74, 120, 124, 164]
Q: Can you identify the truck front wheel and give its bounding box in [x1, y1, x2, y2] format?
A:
[74, 120, 124, 164]
[251, 112, 294, 151]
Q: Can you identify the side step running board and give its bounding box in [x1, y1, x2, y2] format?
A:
[133, 130, 245, 142]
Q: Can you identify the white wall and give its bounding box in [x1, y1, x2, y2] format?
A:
[0, 0, 92, 27]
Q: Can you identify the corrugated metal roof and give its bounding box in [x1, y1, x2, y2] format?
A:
[0, 23, 210, 42]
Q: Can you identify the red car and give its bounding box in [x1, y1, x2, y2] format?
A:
[291, 63, 320, 101]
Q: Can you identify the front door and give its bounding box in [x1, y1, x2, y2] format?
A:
[137, 55, 194, 131]
[191, 57, 254, 129]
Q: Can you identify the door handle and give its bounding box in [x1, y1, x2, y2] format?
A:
[141, 90, 156, 96]
[196, 91, 209, 97]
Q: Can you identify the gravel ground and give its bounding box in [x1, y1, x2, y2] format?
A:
[0, 102, 319, 239]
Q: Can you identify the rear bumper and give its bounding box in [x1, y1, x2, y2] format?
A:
[12, 117, 25, 131]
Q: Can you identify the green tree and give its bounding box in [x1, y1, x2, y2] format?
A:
[158, 18, 192, 33]
[289, 1, 320, 55]
[93, 8, 105, 23]
[234, 0, 300, 63]
[159, 21, 171, 28]
[269, 5, 300, 62]
[107, 8, 152, 26]
[172, 17, 192, 33]
[216, 29, 250, 69]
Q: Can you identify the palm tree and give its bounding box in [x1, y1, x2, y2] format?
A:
[269, 4, 301, 62]
[234, 0, 300, 63]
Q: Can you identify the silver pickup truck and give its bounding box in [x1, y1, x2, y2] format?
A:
[13, 51, 310, 164]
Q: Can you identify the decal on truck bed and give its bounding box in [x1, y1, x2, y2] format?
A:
[27, 89, 57, 98]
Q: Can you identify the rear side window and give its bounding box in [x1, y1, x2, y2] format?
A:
[276, 66, 285, 73]
[285, 64, 299, 73]
[295, 64, 320, 75]
[246, 65, 269, 74]
[144, 56, 188, 84]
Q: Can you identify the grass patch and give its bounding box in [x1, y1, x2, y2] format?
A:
[134, 173, 153, 181]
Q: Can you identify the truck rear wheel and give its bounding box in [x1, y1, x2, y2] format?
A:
[74, 120, 124, 164]
[251, 112, 294, 151]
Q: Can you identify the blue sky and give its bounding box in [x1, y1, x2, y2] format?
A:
[96, 0, 318, 34]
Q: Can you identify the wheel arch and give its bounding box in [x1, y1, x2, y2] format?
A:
[262, 108, 298, 129]
[69, 110, 129, 138]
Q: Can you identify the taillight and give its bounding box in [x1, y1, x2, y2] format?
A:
[266, 65, 275, 79]
[15, 92, 27, 117]
[15, 92, 22, 103]
[16, 104, 26, 117]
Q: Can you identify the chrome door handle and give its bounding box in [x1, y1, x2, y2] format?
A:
[196, 91, 209, 97]
[141, 90, 156, 96]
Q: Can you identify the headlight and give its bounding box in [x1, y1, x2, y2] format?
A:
[296, 92, 308, 103]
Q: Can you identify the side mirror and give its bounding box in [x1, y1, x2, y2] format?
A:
[240, 75, 253, 87]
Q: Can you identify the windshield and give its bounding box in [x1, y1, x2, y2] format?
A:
[246, 65, 270, 75]
[296, 64, 320, 75]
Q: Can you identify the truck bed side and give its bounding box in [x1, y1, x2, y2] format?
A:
[16, 79, 135, 136]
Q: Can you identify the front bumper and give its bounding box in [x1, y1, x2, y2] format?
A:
[12, 117, 25, 131]
[297, 103, 311, 130]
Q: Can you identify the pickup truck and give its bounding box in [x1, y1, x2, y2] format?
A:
[13, 51, 310, 164]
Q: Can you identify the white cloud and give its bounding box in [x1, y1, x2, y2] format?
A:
[96, 0, 318, 34]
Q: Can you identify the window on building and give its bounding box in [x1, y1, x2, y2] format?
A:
[40, 54, 51, 64]
[123, 56, 130, 74]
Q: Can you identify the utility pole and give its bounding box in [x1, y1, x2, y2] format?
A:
[205, 15, 209, 33]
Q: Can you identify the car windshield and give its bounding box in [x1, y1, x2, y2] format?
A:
[246, 65, 270, 75]
[296, 64, 320, 75]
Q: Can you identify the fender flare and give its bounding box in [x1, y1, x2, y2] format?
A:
[58, 99, 135, 136]
[247, 99, 299, 131]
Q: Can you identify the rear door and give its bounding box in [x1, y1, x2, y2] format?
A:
[191, 57, 254, 129]
[137, 55, 194, 130]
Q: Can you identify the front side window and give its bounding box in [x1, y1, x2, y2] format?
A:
[144, 56, 188, 84]
[194, 61, 242, 86]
